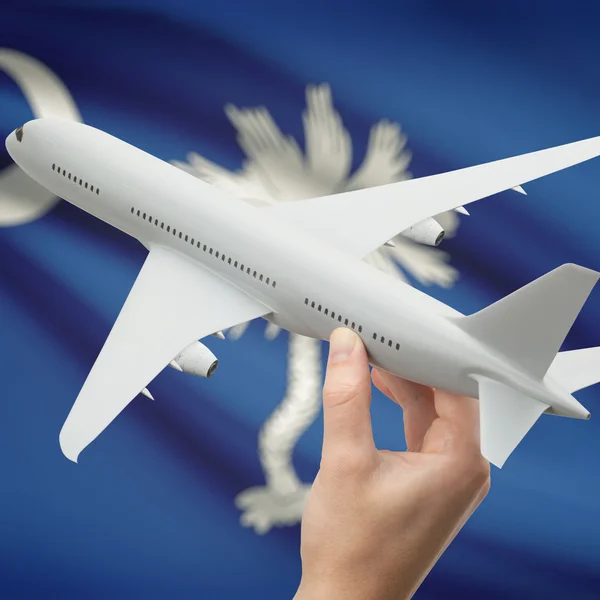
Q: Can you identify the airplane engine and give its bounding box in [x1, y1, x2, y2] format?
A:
[170, 341, 218, 378]
[401, 217, 445, 246]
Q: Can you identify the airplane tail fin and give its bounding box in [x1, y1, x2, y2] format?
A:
[547, 347, 600, 393]
[456, 264, 599, 379]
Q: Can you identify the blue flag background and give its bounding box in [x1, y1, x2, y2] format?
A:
[1, 1, 600, 598]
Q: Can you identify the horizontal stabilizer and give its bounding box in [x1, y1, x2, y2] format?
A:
[548, 347, 600, 393]
[473, 375, 549, 468]
[456, 264, 599, 379]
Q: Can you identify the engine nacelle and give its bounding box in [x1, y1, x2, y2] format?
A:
[171, 341, 218, 378]
[401, 217, 445, 246]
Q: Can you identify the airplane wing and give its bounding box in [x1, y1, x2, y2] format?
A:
[59, 246, 271, 462]
[266, 136, 600, 258]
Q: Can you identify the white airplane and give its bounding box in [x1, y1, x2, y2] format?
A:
[6, 118, 600, 468]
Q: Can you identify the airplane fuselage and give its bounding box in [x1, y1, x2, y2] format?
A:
[7, 119, 588, 420]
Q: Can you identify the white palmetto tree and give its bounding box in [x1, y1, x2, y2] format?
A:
[172, 84, 461, 534]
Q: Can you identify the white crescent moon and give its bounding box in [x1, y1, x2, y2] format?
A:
[0, 48, 82, 226]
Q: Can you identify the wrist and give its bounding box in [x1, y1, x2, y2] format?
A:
[293, 578, 353, 600]
[293, 574, 413, 600]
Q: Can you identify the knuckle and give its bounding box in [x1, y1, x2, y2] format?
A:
[470, 455, 491, 491]
[448, 448, 491, 493]
[479, 469, 491, 496]
[323, 381, 363, 409]
[321, 447, 373, 479]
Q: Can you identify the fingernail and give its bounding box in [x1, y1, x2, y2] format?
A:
[329, 328, 357, 363]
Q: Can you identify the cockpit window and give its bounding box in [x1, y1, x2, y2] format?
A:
[15, 126, 23, 142]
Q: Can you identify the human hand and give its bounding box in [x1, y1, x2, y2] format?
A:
[294, 328, 490, 600]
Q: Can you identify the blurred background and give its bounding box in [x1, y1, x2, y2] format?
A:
[1, 1, 600, 598]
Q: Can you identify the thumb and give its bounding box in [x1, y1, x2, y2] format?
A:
[322, 328, 376, 468]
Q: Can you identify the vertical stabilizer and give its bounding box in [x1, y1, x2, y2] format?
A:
[456, 264, 599, 379]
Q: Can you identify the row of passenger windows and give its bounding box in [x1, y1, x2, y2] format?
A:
[304, 297, 400, 351]
[52, 164, 99, 194]
[373, 332, 400, 351]
[304, 298, 363, 332]
[131, 207, 277, 288]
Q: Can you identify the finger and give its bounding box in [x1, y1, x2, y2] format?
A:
[372, 368, 437, 452]
[435, 389, 481, 450]
[421, 390, 481, 457]
[322, 328, 377, 466]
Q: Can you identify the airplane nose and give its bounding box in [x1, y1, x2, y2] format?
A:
[5, 125, 24, 161]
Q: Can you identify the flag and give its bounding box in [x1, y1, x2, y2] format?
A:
[1, 2, 600, 598]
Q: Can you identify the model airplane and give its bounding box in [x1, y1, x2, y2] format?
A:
[6, 118, 600, 468]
